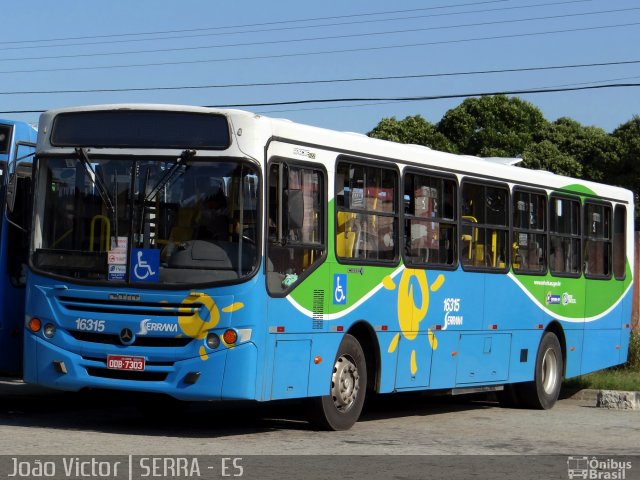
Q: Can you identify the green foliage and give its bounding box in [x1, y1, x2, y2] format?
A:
[522, 140, 582, 177]
[367, 115, 455, 152]
[564, 370, 640, 392]
[537, 118, 622, 183]
[613, 116, 640, 192]
[436, 95, 546, 157]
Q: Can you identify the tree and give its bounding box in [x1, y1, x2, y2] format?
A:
[367, 115, 455, 152]
[612, 116, 640, 192]
[436, 95, 547, 157]
[521, 140, 582, 177]
[536, 117, 622, 184]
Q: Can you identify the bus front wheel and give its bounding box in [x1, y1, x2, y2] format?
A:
[306, 334, 367, 431]
[519, 331, 563, 410]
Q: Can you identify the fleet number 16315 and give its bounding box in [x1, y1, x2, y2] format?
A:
[75, 318, 106, 332]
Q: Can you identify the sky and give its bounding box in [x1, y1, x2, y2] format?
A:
[1, 0, 639, 134]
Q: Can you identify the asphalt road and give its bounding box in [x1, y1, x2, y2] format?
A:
[0, 380, 638, 479]
[0, 379, 636, 456]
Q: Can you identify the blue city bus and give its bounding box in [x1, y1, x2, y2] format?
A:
[23, 105, 633, 429]
[0, 119, 36, 375]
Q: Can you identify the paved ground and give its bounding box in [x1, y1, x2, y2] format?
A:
[0, 379, 637, 457]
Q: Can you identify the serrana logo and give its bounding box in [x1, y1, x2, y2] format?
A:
[442, 297, 463, 330]
[138, 319, 178, 335]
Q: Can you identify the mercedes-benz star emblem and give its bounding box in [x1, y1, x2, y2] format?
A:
[119, 328, 134, 345]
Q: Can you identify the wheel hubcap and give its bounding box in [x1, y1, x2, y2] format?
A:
[331, 355, 360, 412]
[541, 348, 558, 394]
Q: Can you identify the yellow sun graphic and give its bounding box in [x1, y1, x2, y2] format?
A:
[383, 269, 444, 375]
[175, 293, 244, 361]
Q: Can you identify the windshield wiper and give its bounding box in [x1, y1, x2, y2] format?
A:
[76, 147, 119, 245]
[138, 149, 195, 246]
[144, 149, 195, 203]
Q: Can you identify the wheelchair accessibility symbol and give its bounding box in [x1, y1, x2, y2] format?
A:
[333, 274, 347, 305]
[130, 248, 160, 282]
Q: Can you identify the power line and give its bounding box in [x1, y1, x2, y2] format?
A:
[0, 0, 510, 47]
[2, 83, 638, 115]
[1, 59, 638, 96]
[207, 83, 640, 108]
[1, 0, 595, 52]
[260, 76, 640, 114]
[2, 7, 635, 64]
[0, 21, 637, 75]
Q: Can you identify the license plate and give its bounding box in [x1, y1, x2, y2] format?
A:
[106, 355, 145, 371]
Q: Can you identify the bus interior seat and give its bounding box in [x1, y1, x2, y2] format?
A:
[266, 256, 287, 292]
[336, 211, 356, 258]
[474, 243, 485, 266]
[170, 207, 199, 242]
[159, 207, 198, 260]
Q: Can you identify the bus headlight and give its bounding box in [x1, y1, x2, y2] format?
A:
[206, 332, 220, 349]
[43, 323, 56, 339]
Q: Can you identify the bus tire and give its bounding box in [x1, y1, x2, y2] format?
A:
[306, 334, 367, 431]
[519, 331, 563, 410]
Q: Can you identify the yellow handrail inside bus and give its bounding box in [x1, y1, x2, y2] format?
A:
[461, 216, 478, 260]
[491, 230, 498, 267]
[51, 228, 73, 249]
[90, 215, 111, 252]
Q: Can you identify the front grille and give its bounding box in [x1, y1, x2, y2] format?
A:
[58, 296, 203, 318]
[86, 368, 168, 382]
[69, 330, 192, 347]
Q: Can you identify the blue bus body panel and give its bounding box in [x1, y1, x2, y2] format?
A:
[0, 120, 36, 375]
[23, 257, 633, 400]
[24, 272, 267, 400]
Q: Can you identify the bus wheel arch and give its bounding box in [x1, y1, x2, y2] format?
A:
[306, 332, 368, 430]
[544, 321, 567, 378]
[519, 327, 564, 410]
[347, 321, 380, 394]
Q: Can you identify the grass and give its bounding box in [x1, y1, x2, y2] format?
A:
[564, 369, 640, 392]
[563, 330, 640, 392]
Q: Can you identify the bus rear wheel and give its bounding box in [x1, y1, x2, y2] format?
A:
[307, 334, 367, 431]
[519, 331, 563, 410]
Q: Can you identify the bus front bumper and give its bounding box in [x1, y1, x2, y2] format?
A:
[23, 334, 258, 401]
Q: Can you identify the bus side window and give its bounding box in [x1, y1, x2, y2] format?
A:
[612, 205, 626, 280]
[335, 161, 398, 263]
[266, 161, 325, 294]
[550, 196, 581, 277]
[583, 202, 612, 278]
[512, 189, 547, 275]
[403, 170, 457, 268]
[460, 180, 509, 271]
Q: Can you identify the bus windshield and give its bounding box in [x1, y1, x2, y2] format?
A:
[31, 153, 259, 286]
